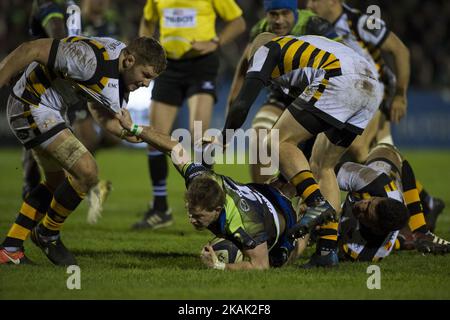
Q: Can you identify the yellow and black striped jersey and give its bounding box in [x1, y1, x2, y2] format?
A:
[246, 35, 378, 100]
[12, 36, 127, 114]
[222, 34, 379, 133]
[143, 0, 242, 59]
[337, 162, 403, 262]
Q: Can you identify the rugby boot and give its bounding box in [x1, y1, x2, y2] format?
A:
[0, 247, 33, 265]
[31, 226, 77, 266]
[302, 249, 339, 268]
[132, 207, 173, 230]
[87, 180, 113, 224]
[424, 197, 445, 232]
[413, 230, 450, 254]
[288, 198, 337, 240]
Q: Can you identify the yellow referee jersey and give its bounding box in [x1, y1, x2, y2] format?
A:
[143, 0, 242, 59]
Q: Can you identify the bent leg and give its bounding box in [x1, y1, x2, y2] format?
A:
[310, 133, 348, 211]
[346, 110, 381, 163]
[250, 104, 283, 183]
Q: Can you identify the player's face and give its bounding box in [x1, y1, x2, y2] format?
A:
[123, 63, 158, 92]
[352, 197, 384, 234]
[307, 0, 333, 20]
[188, 206, 221, 230]
[266, 9, 296, 36]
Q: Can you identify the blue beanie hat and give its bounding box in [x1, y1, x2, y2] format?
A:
[263, 0, 298, 22]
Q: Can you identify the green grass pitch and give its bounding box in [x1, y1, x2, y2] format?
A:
[0, 147, 449, 299]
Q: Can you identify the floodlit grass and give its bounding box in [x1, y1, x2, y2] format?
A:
[0, 148, 449, 299]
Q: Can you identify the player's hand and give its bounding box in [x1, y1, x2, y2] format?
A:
[201, 135, 219, 148]
[202, 135, 228, 151]
[390, 94, 407, 124]
[115, 108, 133, 131]
[200, 245, 218, 268]
[191, 40, 218, 55]
[118, 128, 143, 143]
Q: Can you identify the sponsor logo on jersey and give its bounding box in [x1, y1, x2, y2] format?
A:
[239, 199, 250, 212]
[163, 8, 197, 28]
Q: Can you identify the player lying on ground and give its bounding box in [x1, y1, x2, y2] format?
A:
[331, 143, 450, 263]
[0, 35, 166, 266]
[114, 109, 336, 270]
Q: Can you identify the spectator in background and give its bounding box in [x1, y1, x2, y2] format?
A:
[81, 0, 121, 39]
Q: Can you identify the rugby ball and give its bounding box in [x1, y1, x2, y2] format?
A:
[209, 237, 243, 264]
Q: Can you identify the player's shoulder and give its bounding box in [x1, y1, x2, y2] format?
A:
[344, 3, 389, 45]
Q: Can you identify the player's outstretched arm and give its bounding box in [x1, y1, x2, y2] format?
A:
[0, 38, 54, 88]
[116, 109, 189, 169]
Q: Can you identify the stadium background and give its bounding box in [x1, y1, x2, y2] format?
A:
[0, 0, 449, 148]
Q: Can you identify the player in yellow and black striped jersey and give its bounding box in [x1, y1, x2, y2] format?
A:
[308, 0, 445, 236]
[335, 144, 450, 263]
[0, 36, 166, 266]
[227, 0, 338, 183]
[222, 32, 383, 267]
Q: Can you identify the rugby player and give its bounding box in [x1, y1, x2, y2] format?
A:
[307, 0, 445, 233]
[334, 144, 449, 264]
[227, 0, 336, 182]
[0, 36, 166, 265]
[114, 109, 333, 270]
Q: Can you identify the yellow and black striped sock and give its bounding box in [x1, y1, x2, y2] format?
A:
[416, 180, 433, 211]
[39, 177, 85, 236]
[402, 160, 427, 233]
[316, 222, 339, 251]
[290, 170, 323, 206]
[416, 180, 424, 195]
[2, 183, 53, 249]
